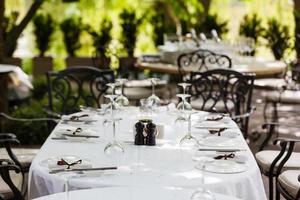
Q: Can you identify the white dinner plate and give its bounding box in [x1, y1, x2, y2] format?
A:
[202, 160, 247, 174]
[198, 136, 240, 148]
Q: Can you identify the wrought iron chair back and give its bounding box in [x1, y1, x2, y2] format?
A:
[0, 135, 25, 200]
[0, 159, 23, 200]
[189, 69, 255, 136]
[46, 67, 114, 115]
[177, 49, 232, 80]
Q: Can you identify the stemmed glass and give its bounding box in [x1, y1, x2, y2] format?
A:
[178, 82, 191, 94]
[191, 158, 215, 200]
[179, 110, 198, 146]
[147, 78, 161, 107]
[103, 94, 124, 154]
[115, 78, 129, 107]
[176, 94, 192, 111]
[106, 83, 120, 110]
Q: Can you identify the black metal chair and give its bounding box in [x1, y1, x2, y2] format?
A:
[46, 67, 114, 115]
[177, 49, 232, 81]
[188, 69, 255, 137]
[255, 129, 300, 200]
[0, 135, 26, 200]
[277, 169, 300, 200]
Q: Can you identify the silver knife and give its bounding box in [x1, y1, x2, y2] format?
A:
[62, 134, 99, 138]
[49, 166, 117, 174]
[198, 148, 247, 152]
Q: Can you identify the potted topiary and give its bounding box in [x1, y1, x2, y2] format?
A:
[119, 9, 142, 78]
[195, 14, 228, 39]
[239, 14, 264, 56]
[60, 16, 92, 67]
[86, 18, 112, 69]
[264, 18, 291, 60]
[32, 13, 55, 78]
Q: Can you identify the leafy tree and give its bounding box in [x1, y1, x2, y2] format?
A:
[0, 0, 45, 59]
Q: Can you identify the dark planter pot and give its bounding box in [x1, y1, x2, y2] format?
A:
[32, 56, 53, 78]
[65, 57, 110, 69]
[1, 57, 22, 67]
[118, 57, 137, 78]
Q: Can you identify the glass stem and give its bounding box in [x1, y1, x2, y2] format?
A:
[187, 114, 191, 136]
[152, 82, 155, 95]
[113, 120, 116, 140]
[121, 84, 124, 96]
[65, 178, 69, 200]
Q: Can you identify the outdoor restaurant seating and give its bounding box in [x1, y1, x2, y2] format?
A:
[189, 69, 255, 137]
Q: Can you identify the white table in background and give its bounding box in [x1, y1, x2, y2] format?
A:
[33, 187, 242, 200]
[28, 107, 267, 200]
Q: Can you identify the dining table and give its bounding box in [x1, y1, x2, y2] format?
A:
[32, 187, 242, 200]
[136, 57, 286, 78]
[28, 106, 267, 200]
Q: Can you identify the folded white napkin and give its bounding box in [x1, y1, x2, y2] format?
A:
[48, 159, 92, 170]
[221, 129, 240, 138]
[61, 113, 94, 121]
[54, 127, 96, 137]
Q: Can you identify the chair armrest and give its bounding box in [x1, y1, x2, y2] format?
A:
[0, 159, 21, 172]
[231, 107, 256, 120]
[0, 112, 60, 122]
[0, 138, 20, 146]
[273, 137, 300, 145]
[43, 106, 61, 118]
[262, 122, 300, 129]
[0, 133, 17, 139]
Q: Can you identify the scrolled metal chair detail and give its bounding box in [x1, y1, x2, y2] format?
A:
[189, 69, 255, 137]
[46, 67, 114, 115]
[177, 49, 232, 80]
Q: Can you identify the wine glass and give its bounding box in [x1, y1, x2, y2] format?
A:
[106, 83, 120, 110]
[179, 110, 198, 146]
[115, 78, 129, 107]
[191, 158, 215, 200]
[176, 94, 192, 111]
[103, 117, 124, 154]
[147, 78, 161, 107]
[178, 82, 191, 94]
[103, 95, 124, 153]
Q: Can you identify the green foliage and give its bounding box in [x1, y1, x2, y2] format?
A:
[195, 14, 228, 38]
[60, 16, 83, 57]
[239, 14, 264, 44]
[294, 11, 300, 58]
[33, 14, 55, 56]
[264, 18, 291, 60]
[31, 77, 48, 100]
[4, 100, 49, 145]
[119, 9, 142, 57]
[3, 11, 19, 40]
[86, 18, 112, 58]
[151, 11, 165, 46]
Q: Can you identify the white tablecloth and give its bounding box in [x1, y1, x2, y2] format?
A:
[28, 107, 266, 200]
[33, 187, 242, 200]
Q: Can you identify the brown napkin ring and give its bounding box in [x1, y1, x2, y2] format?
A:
[57, 159, 82, 169]
[214, 153, 235, 160]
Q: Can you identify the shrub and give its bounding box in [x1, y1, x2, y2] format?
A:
[195, 14, 228, 38]
[119, 9, 142, 57]
[33, 14, 55, 56]
[86, 18, 112, 58]
[60, 16, 83, 56]
[239, 14, 264, 55]
[264, 18, 291, 60]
